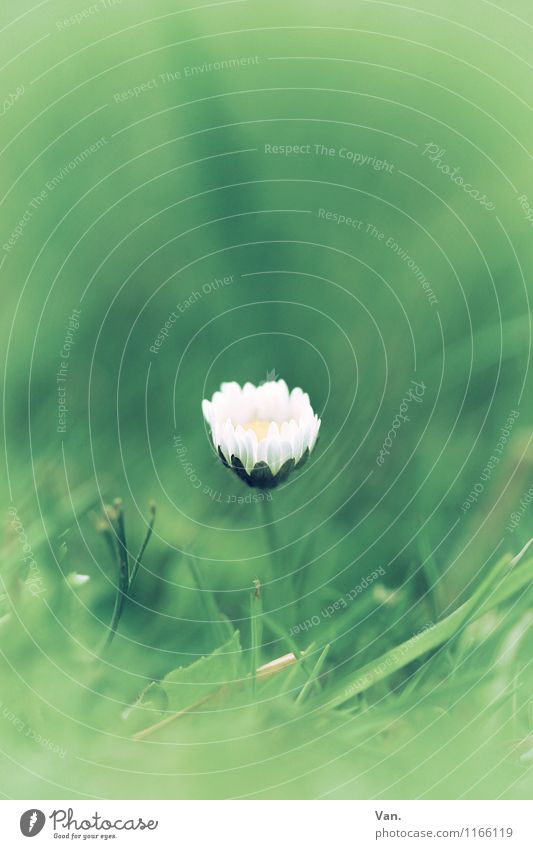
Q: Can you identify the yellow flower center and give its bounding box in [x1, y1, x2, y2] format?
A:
[244, 419, 272, 440]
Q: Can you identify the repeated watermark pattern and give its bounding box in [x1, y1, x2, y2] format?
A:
[0, 0, 530, 807]
[505, 484, 533, 534]
[421, 143, 496, 211]
[0, 700, 66, 759]
[3, 138, 108, 254]
[290, 567, 386, 636]
[55, 0, 123, 31]
[461, 409, 520, 514]
[342, 622, 434, 701]
[376, 380, 427, 466]
[517, 194, 533, 229]
[366, 224, 438, 305]
[149, 275, 234, 354]
[7, 507, 44, 597]
[264, 142, 394, 171]
[317, 211, 437, 305]
[1, 85, 24, 117]
[113, 57, 262, 102]
[173, 435, 272, 504]
[57, 310, 82, 434]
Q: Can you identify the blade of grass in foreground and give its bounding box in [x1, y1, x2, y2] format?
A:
[296, 643, 331, 705]
[250, 579, 263, 696]
[262, 612, 311, 675]
[318, 541, 533, 711]
[189, 555, 233, 646]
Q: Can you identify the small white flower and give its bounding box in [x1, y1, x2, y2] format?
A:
[202, 379, 321, 488]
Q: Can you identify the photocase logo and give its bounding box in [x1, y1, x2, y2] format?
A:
[20, 809, 46, 837]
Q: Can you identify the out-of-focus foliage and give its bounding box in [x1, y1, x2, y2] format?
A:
[0, 0, 532, 799]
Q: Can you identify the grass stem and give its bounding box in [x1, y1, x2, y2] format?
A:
[296, 643, 331, 705]
[129, 502, 156, 590]
[250, 578, 263, 696]
[100, 501, 156, 655]
[318, 542, 533, 711]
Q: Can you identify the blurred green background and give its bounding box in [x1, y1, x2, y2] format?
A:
[0, 0, 532, 799]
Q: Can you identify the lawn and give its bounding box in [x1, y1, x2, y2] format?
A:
[0, 0, 532, 799]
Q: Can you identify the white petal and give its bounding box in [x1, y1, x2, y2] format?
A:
[233, 425, 248, 467]
[279, 440, 293, 467]
[309, 417, 321, 452]
[267, 434, 281, 475]
[300, 418, 313, 452]
[272, 379, 289, 419]
[220, 381, 242, 396]
[280, 420, 298, 456]
[266, 421, 280, 446]
[289, 387, 304, 418]
[257, 438, 269, 463]
[212, 421, 224, 450]
[218, 437, 230, 463]
[277, 379, 289, 400]
[292, 423, 304, 462]
[244, 430, 257, 473]
[201, 399, 212, 426]
[220, 420, 236, 462]
[242, 382, 256, 399]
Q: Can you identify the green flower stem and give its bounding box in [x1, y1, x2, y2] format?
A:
[260, 496, 280, 588]
[246, 497, 279, 688]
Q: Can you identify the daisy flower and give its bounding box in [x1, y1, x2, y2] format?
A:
[202, 379, 321, 488]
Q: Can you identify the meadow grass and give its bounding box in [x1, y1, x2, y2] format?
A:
[0, 0, 532, 800]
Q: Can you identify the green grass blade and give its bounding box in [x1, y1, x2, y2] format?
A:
[319, 544, 533, 710]
[296, 643, 331, 705]
[250, 579, 263, 696]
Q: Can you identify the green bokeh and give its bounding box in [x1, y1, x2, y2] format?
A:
[0, 0, 532, 799]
